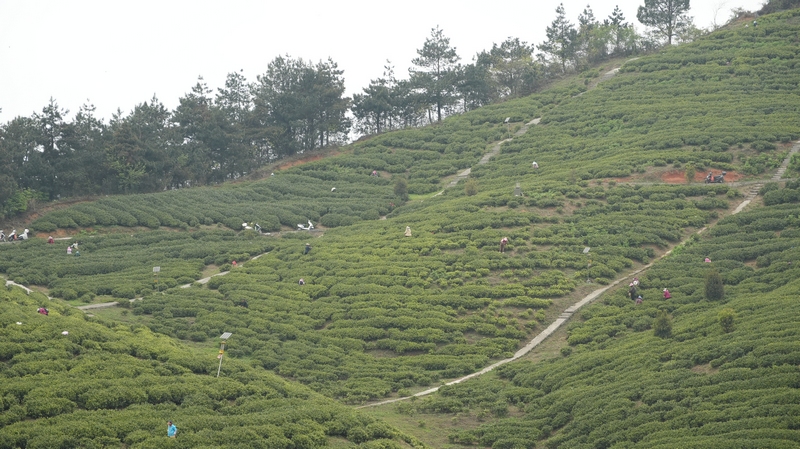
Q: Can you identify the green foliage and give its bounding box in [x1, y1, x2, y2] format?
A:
[718, 307, 736, 333]
[705, 269, 725, 301]
[685, 163, 696, 183]
[409, 179, 800, 448]
[0, 189, 46, 219]
[760, 182, 780, 196]
[3, 9, 800, 449]
[0, 230, 271, 300]
[653, 309, 672, 338]
[31, 172, 396, 232]
[0, 294, 419, 448]
[637, 0, 691, 45]
[465, 178, 479, 196]
[393, 177, 409, 200]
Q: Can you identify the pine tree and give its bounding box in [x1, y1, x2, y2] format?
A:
[705, 269, 725, 301]
[637, 0, 692, 45]
[410, 26, 461, 123]
[653, 309, 672, 338]
[539, 3, 577, 74]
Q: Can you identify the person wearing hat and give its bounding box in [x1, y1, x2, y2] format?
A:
[663, 288, 671, 299]
[304, 243, 311, 255]
[628, 283, 637, 301]
[167, 421, 177, 438]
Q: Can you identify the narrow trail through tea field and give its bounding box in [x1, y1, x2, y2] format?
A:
[73, 252, 273, 311]
[434, 118, 541, 196]
[434, 60, 631, 197]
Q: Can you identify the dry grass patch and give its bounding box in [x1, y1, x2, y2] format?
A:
[691, 363, 720, 375]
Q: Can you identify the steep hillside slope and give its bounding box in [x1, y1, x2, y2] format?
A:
[398, 185, 800, 448]
[1, 8, 799, 448]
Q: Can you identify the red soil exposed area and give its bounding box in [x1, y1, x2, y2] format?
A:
[660, 170, 743, 184]
[615, 170, 744, 184]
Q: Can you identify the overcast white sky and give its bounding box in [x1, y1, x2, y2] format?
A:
[0, 0, 765, 123]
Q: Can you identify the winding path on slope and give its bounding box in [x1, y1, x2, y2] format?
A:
[10, 62, 633, 307]
[434, 118, 541, 196]
[359, 141, 800, 409]
[433, 61, 631, 197]
[73, 252, 273, 311]
[357, 78, 800, 408]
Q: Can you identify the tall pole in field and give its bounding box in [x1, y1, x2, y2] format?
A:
[217, 332, 232, 377]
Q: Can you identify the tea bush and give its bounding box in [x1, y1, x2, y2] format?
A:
[0, 290, 419, 448]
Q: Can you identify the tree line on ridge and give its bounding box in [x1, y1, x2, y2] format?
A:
[0, 1, 701, 218]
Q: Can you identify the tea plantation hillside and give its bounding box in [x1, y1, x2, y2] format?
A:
[470, 9, 800, 188]
[1, 8, 800, 448]
[0, 230, 274, 300]
[0, 287, 422, 448]
[392, 182, 800, 448]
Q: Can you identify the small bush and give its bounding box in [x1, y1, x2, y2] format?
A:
[685, 164, 696, 184]
[759, 182, 779, 196]
[32, 221, 57, 232]
[394, 177, 409, 200]
[718, 308, 736, 333]
[465, 179, 478, 196]
[653, 310, 672, 338]
[705, 269, 724, 301]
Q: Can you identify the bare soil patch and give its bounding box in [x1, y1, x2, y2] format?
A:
[277, 153, 328, 169]
[660, 170, 744, 184]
